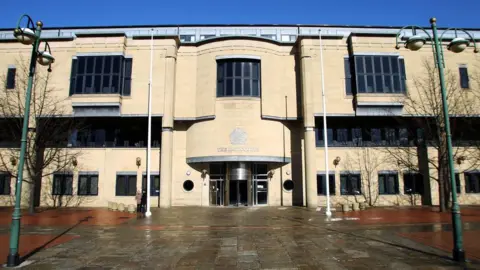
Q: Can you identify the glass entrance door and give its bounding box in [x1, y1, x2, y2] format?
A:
[210, 179, 224, 206]
[210, 163, 226, 206]
[253, 164, 268, 205]
[253, 180, 268, 205]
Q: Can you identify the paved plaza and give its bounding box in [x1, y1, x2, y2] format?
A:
[0, 206, 479, 269]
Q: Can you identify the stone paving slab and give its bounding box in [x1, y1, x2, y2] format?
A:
[0, 206, 478, 269]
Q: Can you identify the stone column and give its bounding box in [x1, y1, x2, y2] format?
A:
[300, 40, 318, 209]
[160, 47, 177, 208]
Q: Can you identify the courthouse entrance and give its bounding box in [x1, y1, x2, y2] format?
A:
[209, 162, 269, 207]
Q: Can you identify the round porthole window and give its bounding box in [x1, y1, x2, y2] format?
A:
[283, 179, 294, 191]
[183, 180, 194, 192]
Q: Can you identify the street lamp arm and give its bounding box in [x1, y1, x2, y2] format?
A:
[439, 28, 479, 53]
[395, 25, 433, 49]
[15, 14, 35, 31]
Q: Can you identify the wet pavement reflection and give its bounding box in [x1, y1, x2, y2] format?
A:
[0, 206, 478, 269]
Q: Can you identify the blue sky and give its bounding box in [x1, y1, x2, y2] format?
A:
[0, 0, 478, 29]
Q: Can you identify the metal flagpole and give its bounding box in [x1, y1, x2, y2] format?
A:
[145, 29, 153, 217]
[319, 29, 332, 217]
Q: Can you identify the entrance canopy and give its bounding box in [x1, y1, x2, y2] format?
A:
[186, 155, 291, 164]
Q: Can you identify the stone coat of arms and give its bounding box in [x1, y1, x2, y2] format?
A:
[229, 128, 247, 145]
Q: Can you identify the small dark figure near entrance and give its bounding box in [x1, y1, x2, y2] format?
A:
[140, 190, 147, 217]
[135, 190, 142, 217]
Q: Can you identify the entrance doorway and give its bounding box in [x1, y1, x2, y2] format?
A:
[252, 164, 268, 205]
[228, 162, 249, 206]
[229, 180, 248, 206]
[210, 163, 225, 206]
[208, 162, 269, 207]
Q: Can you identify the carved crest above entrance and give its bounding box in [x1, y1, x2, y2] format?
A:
[229, 128, 247, 145]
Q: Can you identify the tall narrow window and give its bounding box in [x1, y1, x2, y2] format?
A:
[465, 172, 480, 193]
[459, 66, 469, 89]
[344, 58, 352, 95]
[142, 174, 160, 196]
[317, 174, 336, 195]
[217, 59, 260, 97]
[6, 67, 16, 89]
[0, 172, 11, 195]
[455, 173, 461, 194]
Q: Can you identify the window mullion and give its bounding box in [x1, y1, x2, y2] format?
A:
[91, 57, 96, 91]
[241, 62, 244, 96]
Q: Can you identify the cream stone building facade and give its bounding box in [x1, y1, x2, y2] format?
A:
[0, 24, 480, 209]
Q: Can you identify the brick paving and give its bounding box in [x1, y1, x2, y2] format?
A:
[0, 234, 79, 265]
[340, 206, 480, 225]
[398, 230, 480, 261]
[0, 208, 135, 226]
[0, 206, 478, 269]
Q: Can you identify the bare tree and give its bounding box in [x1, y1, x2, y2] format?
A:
[384, 59, 480, 212]
[0, 57, 82, 213]
[343, 147, 385, 207]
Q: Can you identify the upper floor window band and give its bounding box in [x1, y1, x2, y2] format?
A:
[69, 56, 132, 96]
[352, 55, 406, 94]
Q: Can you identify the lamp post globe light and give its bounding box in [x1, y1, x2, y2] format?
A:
[6, 14, 54, 267]
[395, 18, 478, 262]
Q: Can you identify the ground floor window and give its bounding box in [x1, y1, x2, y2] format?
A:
[116, 174, 137, 196]
[52, 172, 73, 195]
[455, 173, 461, 194]
[465, 172, 480, 193]
[78, 174, 99, 196]
[142, 175, 160, 196]
[340, 173, 361, 195]
[0, 172, 11, 195]
[403, 173, 424, 195]
[378, 173, 399, 195]
[317, 174, 335, 195]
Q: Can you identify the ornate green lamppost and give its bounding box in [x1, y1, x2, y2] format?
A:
[395, 18, 478, 262]
[7, 14, 54, 267]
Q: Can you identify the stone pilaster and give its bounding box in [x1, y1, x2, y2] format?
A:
[160, 50, 177, 208]
[300, 41, 318, 209]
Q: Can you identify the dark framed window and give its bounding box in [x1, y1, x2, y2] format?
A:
[459, 66, 469, 89]
[142, 175, 160, 196]
[52, 173, 73, 195]
[116, 174, 137, 196]
[317, 174, 335, 195]
[378, 173, 399, 195]
[465, 172, 480, 193]
[344, 57, 352, 95]
[69, 56, 132, 96]
[0, 172, 11, 195]
[6, 67, 16, 89]
[78, 174, 98, 196]
[455, 173, 461, 194]
[217, 59, 260, 97]
[69, 117, 161, 148]
[403, 173, 424, 195]
[353, 55, 406, 93]
[340, 173, 361, 195]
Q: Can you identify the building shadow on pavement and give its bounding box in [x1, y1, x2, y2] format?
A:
[18, 215, 91, 264]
